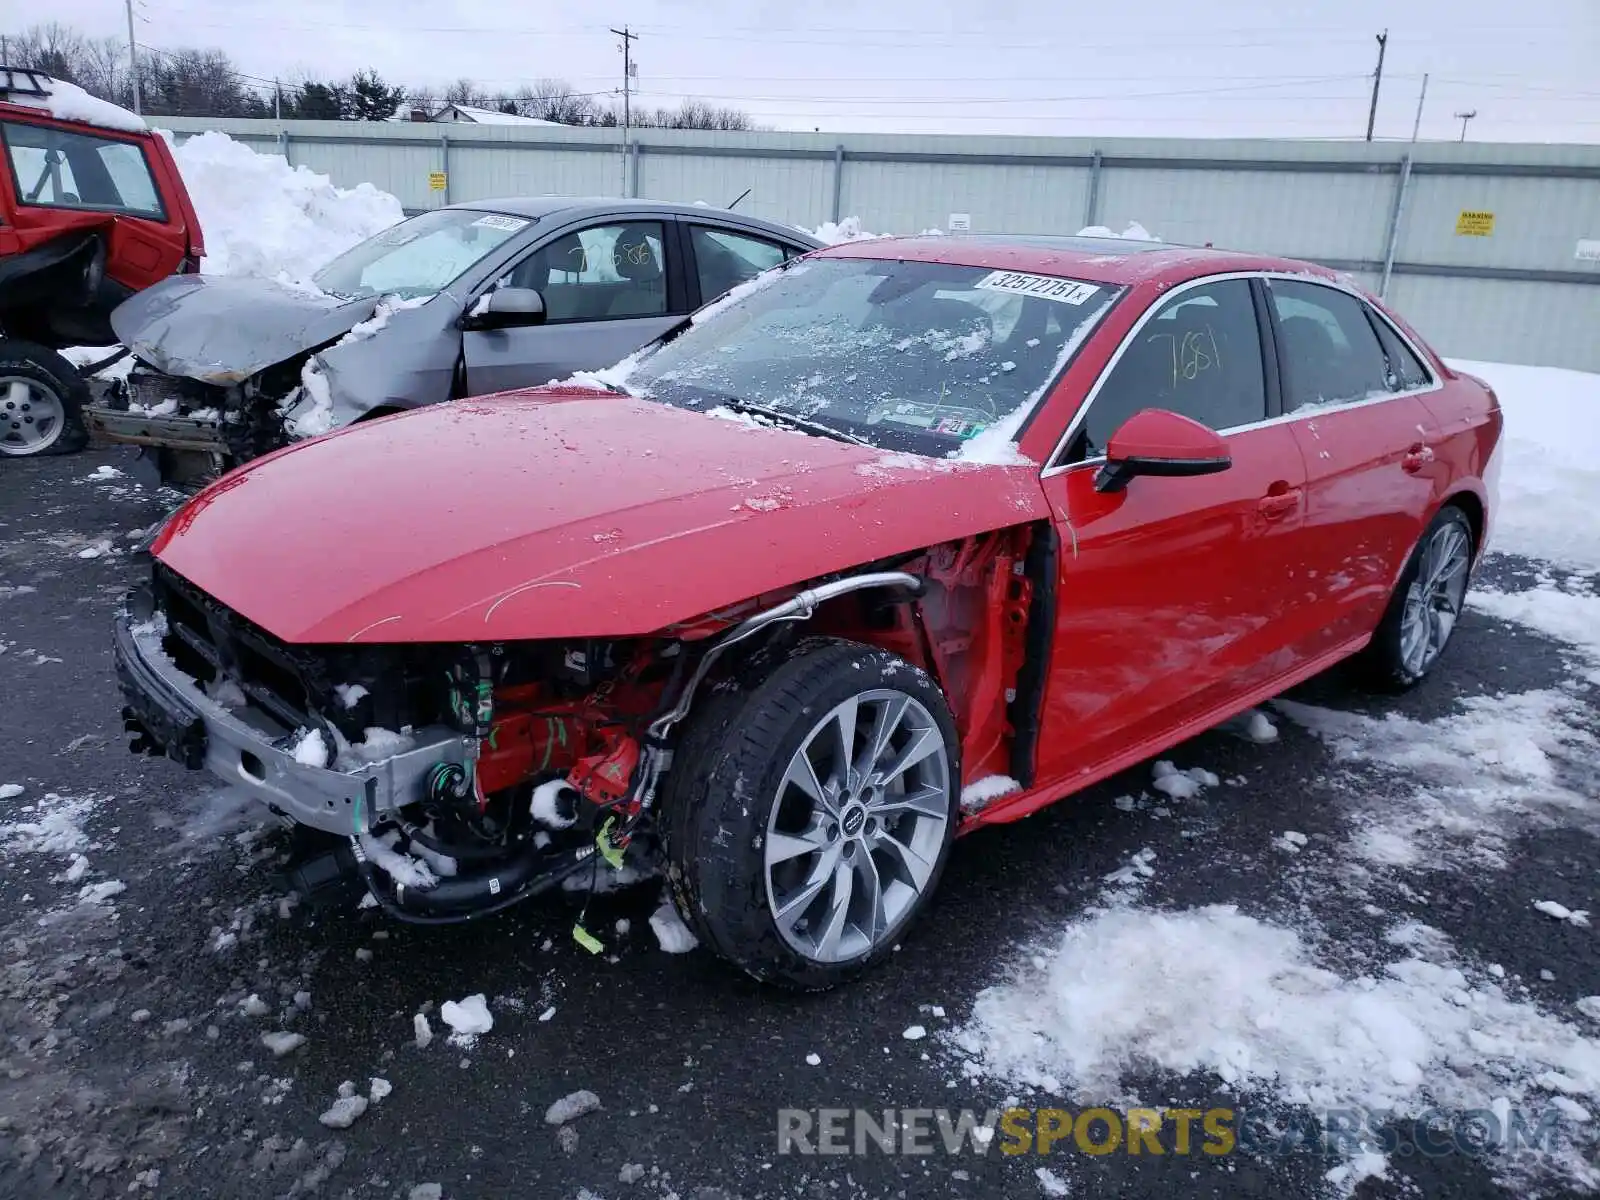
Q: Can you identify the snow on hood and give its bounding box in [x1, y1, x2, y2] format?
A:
[111, 274, 383, 383]
[17, 77, 145, 133]
[152, 391, 1048, 644]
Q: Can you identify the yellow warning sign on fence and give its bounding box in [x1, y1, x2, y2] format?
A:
[1455, 210, 1495, 236]
[428, 171, 448, 191]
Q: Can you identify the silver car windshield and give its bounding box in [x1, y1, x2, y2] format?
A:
[313, 209, 531, 301]
[624, 256, 1120, 456]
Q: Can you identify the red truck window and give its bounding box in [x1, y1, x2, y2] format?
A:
[1, 120, 165, 220]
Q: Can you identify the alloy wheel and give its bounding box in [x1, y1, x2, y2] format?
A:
[0, 376, 67, 456]
[1399, 521, 1471, 676]
[764, 689, 952, 964]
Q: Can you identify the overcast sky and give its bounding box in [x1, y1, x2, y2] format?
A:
[32, 0, 1600, 141]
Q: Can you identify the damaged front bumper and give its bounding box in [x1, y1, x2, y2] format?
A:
[112, 595, 468, 835]
[85, 403, 228, 454]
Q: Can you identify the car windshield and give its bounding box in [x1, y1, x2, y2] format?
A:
[312, 208, 530, 301]
[622, 256, 1119, 457]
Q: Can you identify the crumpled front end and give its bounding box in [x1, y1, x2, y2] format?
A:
[93, 274, 457, 488]
[112, 558, 702, 922]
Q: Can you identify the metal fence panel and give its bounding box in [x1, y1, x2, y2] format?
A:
[153, 117, 1600, 370]
[1388, 274, 1600, 372]
[1097, 166, 1396, 263]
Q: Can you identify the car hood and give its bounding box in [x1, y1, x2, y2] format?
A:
[111, 274, 383, 383]
[151, 389, 1050, 643]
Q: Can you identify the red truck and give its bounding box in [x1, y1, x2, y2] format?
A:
[0, 67, 202, 456]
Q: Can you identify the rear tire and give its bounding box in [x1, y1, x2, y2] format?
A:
[1356, 504, 1475, 692]
[0, 341, 90, 457]
[660, 638, 959, 990]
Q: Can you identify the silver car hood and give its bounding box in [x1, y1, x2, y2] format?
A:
[110, 275, 383, 383]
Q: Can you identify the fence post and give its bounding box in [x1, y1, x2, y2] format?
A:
[629, 140, 641, 198]
[439, 131, 451, 207]
[277, 128, 290, 166]
[1379, 151, 1413, 298]
[831, 144, 845, 223]
[1083, 149, 1103, 230]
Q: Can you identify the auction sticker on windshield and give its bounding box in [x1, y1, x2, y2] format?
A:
[974, 271, 1100, 305]
[472, 214, 530, 232]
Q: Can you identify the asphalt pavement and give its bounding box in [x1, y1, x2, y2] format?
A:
[1, 445, 1595, 1200]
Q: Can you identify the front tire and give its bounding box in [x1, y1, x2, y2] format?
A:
[660, 638, 959, 990]
[1357, 504, 1475, 691]
[0, 341, 90, 458]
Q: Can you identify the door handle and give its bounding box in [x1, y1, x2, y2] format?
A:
[1257, 486, 1301, 520]
[1401, 442, 1435, 474]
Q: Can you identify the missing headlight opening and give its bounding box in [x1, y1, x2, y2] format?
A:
[118, 529, 1040, 927]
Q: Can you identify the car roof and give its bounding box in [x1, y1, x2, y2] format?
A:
[812, 233, 1345, 289]
[448, 196, 823, 247]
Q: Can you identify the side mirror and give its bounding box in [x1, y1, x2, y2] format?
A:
[463, 286, 546, 330]
[1093, 408, 1232, 494]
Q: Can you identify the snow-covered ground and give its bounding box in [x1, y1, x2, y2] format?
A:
[1452, 358, 1600, 570]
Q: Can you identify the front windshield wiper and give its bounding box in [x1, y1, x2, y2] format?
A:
[714, 399, 871, 447]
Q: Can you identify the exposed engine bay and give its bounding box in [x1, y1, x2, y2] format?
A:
[116, 528, 1043, 926]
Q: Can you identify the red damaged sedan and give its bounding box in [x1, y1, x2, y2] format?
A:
[113, 235, 1501, 988]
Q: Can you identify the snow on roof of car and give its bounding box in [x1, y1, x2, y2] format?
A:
[2, 73, 147, 133]
[814, 233, 1340, 288]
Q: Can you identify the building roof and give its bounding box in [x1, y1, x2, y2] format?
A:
[441, 104, 563, 127]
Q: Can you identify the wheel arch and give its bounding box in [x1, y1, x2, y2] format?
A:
[1439, 486, 1487, 560]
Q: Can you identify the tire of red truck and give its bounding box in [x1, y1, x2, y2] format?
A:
[0, 340, 91, 458]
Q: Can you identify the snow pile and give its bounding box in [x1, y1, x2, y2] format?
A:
[22, 77, 145, 133]
[1150, 760, 1219, 800]
[287, 728, 329, 768]
[1276, 688, 1598, 870]
[0, 792, 97, 856]
[1076, 221, 1160, 242]
[649, 896, 699, 954]
[166, 130, 403, 280]
[1448, 359, 1600, 568]
[440, 994, 493, 1048]
[960, 775, 1022, 814]
[809, 216, 889, 244]
[356, 831, 439, 890]
[1470, 582, 1600, 676]
[953, 906, 1600, 1189]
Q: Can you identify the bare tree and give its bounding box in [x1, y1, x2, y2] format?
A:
[513, 78, 602, 125]
[443, 77, 488, 108]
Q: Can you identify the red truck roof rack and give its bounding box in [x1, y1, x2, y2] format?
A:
[0, 66, 55, 102]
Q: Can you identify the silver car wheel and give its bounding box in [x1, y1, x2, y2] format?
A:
[0, 375, 66, 456]
[764, 689, 952, 964]
[1399, 521, 1471, 676]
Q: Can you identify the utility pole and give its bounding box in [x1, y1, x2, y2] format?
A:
[274, 77, 281, 122]
[124, 0, 142, 115]
[1410, 73, 1428, 142]
[610, 25, 638, 195]
[1454, 109, 1477, 141]
[1364, 29, 1387, 142]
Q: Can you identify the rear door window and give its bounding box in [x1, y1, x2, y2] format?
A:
[1078, 278, 1267, 457]
[689, 225, 787, 302]
[1268, 279, 1394, 411]
[1, 121, 163, 217]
